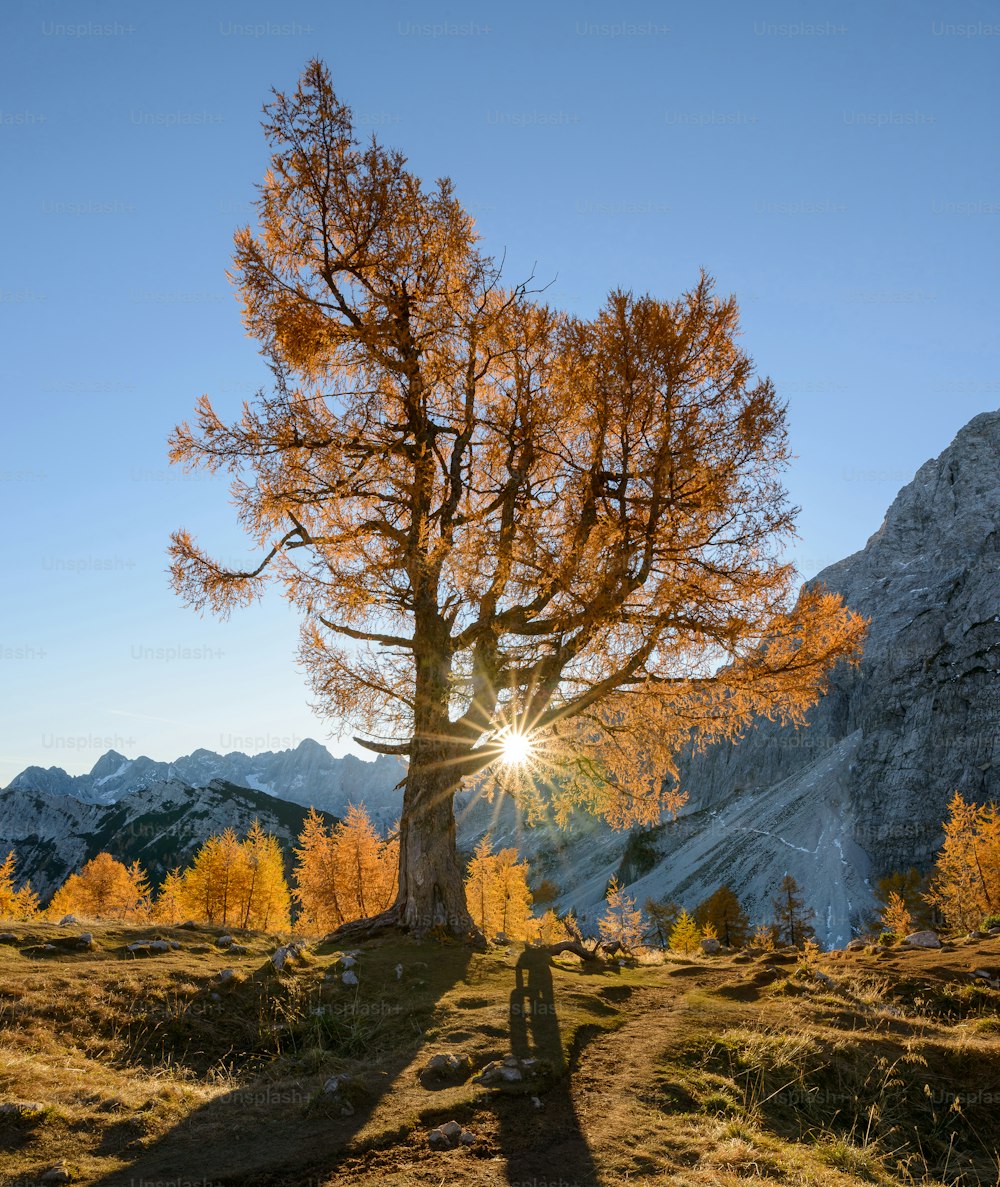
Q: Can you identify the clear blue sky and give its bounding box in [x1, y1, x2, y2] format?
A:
[2, 0, 997, 784]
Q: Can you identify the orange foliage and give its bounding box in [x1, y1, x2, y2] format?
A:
[47, 853, 150, 922]
[926, 792, 1000, 932]
[292, 805, 397, 934]
[166, 61, 866, 932]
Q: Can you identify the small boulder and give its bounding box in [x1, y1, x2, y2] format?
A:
[216, 935, 234, 949]
[228, 943, 250, 955]
[902, 930, 941, 949]
[0, 1101, 46, 1117]
[58, 915, 77, 926]
[178, 919, 197, 929]
[40, 1166, 72, 1184]
[271, 940, 307, 971]
[473, 1055, 543, 1087]
[700, 937, 721, 955]
[0, 932, 19, 944]
[427, 1119, 475, 1150]
[149, 940, 172, 953]
[322, 1073, 357, 1116]
[845, 938, 867, 952]
[76, 933, 94, 950]
[217, 967, 236, 983]
[419, 1052, 473, 1088]
[340, 954, 357, 969]
[342, 970, 359, 987]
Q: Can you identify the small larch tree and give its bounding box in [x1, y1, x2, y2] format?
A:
[771, 874, 816, 949]
[464, 835, 534, 941]
[925, 791, 1000, 932]
[668, 908, 702, 955]
[693, 883, 750, 948]
[168, 60, 865, 940]
[0, 851, 39, 921]
[292, 804, 397, 933]
[880, 891, 914, 940]
[644, 896, 681, 948]
[47, 853, 151, 922]
[153, 868, 187, 925]
[599, 876, 645, 951]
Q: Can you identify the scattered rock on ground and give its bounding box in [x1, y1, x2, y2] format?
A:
[473, 1055, 544, 1087]
[0, 1101, 46, 1116]
[427, 1119, 475, 1149]
[322, 1074, 357, 1116]
[0, 932, 18, 944]
[218, 968, 236, 983]
[342, 970, 359, 987]
[216, 935, 235, 949]
[845, 939, 867, 952]
[903, 930, 942, 949]
[76, 933, 94, 950]
[419, 1052, 473, 1088]
[40, 1165, 72, 1184]
[58, 915, 77, 926]
[700, 937, 721, 955]
[272, 941, 307, 971]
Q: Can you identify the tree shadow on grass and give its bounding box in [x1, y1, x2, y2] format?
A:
[494, 947, 600, 1187]
[87, 939, 473, 1187]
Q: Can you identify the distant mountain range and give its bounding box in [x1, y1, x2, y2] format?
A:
[1, 742, 405, 901]
[6, 739, 405, 821]
[0, 778, 338, 900]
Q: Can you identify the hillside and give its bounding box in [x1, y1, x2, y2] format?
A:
[1, 924, 999, 1185]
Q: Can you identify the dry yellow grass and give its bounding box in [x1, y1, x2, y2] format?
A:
[0, 922, 998, 1185]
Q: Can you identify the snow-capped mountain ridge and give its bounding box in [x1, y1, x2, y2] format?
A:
[6, 739, 405, 825]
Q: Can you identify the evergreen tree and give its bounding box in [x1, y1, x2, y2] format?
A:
[771, 874, 816, 949]
[925, 792, 1000, 931]
[599, 877, 645, 951]
[153, 868, 187, 925]
[668, 909, 702, 955]
[0, 851, 39, 920]
[693, 884, 750, 948]
[644, 896, 681, 948]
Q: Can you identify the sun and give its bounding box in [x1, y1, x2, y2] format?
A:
[500, 729, 534, 766]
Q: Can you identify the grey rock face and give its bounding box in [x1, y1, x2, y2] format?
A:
[677, 411, 1000, 869]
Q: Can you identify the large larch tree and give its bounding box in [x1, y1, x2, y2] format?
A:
[169, 61, 865, 940]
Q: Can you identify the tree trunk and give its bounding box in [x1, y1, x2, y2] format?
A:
[395, 743, 478, 939]
[328, 744, 481, 944]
